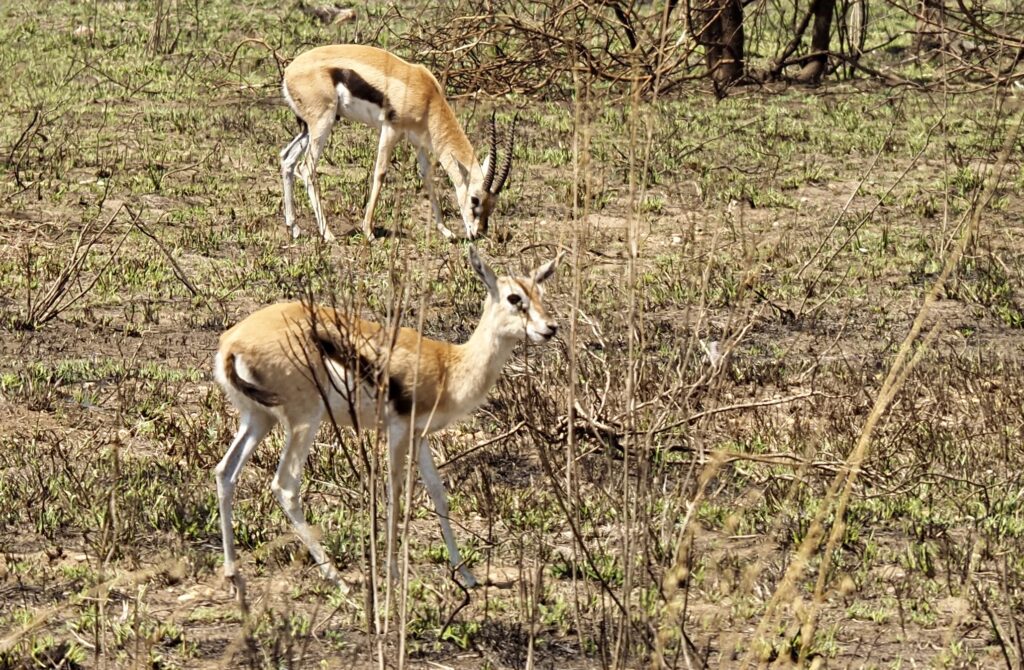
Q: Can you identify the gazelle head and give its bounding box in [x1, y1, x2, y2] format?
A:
[469, 245, 564, 343]
[462, 114, 517, 239]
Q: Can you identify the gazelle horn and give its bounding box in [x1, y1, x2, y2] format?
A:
[491, 112, 518, 195]
[482, 112, 498, 193]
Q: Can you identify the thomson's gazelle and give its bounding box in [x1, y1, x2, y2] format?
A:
[281, 44, 516, 242]
[213, 246, 562, 592]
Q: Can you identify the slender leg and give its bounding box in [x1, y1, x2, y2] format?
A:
[362, 124, 401, 241]
[416, 148, 454, 240]
[417, 438, 477, 586]
[301, 119, 336, 242]
[280, 130, 308, 239]
[270, 411, 346, 587]
[215, 409, 275, 582]
[386, 422, 411, 583]
[460, 201, 476, 239]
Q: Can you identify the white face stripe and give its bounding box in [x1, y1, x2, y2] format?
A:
[500, 277, 556, 343]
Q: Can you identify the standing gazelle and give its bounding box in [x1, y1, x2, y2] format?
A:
[281, 44, 516, 242]
[213, 246, 562, 594]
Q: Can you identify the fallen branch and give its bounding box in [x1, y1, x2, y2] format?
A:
[125, 205, 200, 298]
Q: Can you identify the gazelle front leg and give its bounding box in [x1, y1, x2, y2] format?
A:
[416, 147, 455, 240]
[417, 438, 477, 587]
[362, 124, 401, 241]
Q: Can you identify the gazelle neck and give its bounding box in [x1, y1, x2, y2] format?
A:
[447, 302, 518, 410]
[430, 103, 480, 191]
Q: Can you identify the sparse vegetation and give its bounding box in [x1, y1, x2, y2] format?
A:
[1, 0, 1023, 668]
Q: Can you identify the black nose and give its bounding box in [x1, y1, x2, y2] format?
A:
[547, 324, 558, 337]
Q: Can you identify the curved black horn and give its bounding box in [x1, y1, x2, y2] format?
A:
[491, 112, 518, 195]
[482, 111, 498, 192]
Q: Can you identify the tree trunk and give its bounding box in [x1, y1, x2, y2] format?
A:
[796, 0, 836, 82]
[693, 0, 745, 86]
[914, 0, 945, 52]
[718, 0, 744, 83]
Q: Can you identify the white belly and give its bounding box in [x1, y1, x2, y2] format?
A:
[323, 360, 385, 429]
[336, 83, 387, 128]
[414, 411, 451, 435]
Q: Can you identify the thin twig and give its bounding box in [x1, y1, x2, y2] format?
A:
[125, 206, 200, 297]
[438, 420, 526, 469]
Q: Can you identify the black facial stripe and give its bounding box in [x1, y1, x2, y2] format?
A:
[330, 68, 388, 109]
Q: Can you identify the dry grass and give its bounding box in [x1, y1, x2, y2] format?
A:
[2, 1, 1024, 668]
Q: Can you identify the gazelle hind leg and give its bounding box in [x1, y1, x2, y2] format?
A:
[215, 408, 275, 601]
[271, 410, 346, 588]
[417, 147, 454, 240]
[362, 124, 401, 240]
[280, 129, 309, 239]
[301, 118, 336, 242]
[417, 438, 476, 586]
[386, 422, 412, 583]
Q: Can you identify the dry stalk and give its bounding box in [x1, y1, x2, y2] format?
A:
[739, 106, 1024, 667]
[21, 203, 134, 329]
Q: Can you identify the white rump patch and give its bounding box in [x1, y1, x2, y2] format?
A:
[282, 80, 297, 114]
[233, 355, 260, 386]
[213, 351, 227, 387]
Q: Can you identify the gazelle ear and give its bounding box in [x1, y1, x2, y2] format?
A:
[456, 159, 471, 185]
[468, 245, 499, 299]
[532, 249, 567, 285]
[480, 154, 491, 182]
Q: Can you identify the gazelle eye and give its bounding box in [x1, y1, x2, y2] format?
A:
[470, 196, 480, 208]
[507, 294, 521, 306]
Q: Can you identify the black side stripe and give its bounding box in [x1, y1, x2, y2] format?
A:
[227, 353, 280, 407]
[329, 68, 388, 109]
[387, 374, 413, 417]
[314, 335, 413, 416]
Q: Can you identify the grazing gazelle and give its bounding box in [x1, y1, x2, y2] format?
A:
[280, 44, 516, 242]
[213, 246, 562, 594]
